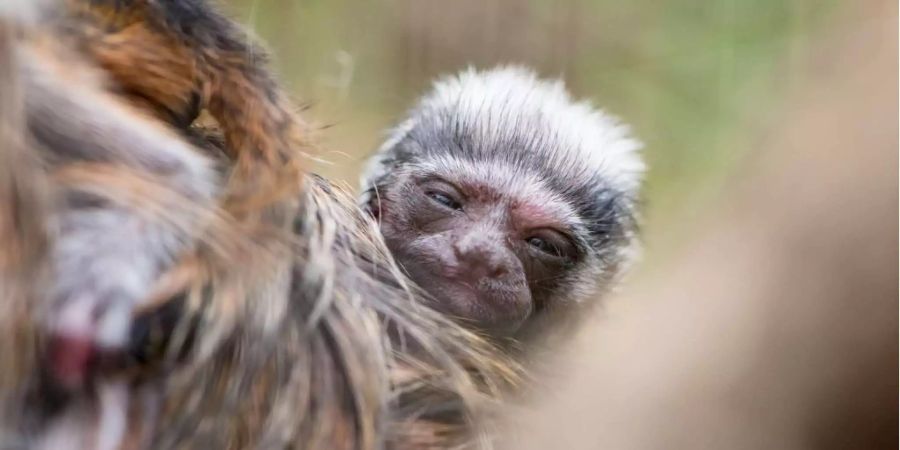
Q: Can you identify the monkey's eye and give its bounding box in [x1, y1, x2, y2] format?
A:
[426, 191, 463, 211]
[526, 237, 559, 255]
[525, 229, 577, 261]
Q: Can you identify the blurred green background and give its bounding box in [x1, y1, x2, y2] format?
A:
[227, 0, 839, 257]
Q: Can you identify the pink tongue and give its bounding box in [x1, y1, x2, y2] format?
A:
[48, 334, 95, 389]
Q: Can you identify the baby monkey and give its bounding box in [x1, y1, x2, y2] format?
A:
[361, 67, 644, 343]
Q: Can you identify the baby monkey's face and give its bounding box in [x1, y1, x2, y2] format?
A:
[372, 171, 582, 335]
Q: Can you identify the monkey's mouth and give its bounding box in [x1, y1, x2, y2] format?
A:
[393, 247, 532, 334]
[425, 275, 532, 335]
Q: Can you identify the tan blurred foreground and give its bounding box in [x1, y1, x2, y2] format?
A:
[502, 2, 897, 449]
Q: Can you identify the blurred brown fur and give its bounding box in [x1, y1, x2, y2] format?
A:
[0, 16, 45, 406]
[503, 1, 897, 449]
[63, 0, 308, 219]
[0, 2, 516, 449]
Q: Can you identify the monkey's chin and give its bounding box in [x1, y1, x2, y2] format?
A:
[426, 280, 532, 335]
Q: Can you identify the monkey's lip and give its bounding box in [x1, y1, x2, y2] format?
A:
[397, 254, 532, 331]
[426, 277, 532, 333]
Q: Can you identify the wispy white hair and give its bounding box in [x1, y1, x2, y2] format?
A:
[361, 66, 644, 197]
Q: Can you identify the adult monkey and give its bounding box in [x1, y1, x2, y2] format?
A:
[0, 2, 514, 449]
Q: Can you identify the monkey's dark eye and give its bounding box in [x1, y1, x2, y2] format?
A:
[526, 237, 559, 255]
[426, 191, 463, 211]
[525, 229, 577, 261]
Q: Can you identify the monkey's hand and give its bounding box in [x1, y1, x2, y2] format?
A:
[22, 48, 220, 390]
[45, 206, 187, 389]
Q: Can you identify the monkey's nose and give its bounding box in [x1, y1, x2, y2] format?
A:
[452, 240, 509, 280]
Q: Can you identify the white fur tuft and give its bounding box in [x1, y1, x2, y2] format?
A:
[362, 66, 644, 195]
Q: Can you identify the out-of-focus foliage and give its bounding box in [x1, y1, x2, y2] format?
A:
[228, 0, 839, 255]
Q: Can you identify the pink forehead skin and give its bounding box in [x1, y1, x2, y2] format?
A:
[511, 199, 571, 230]
[455, 178, 572, 231]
